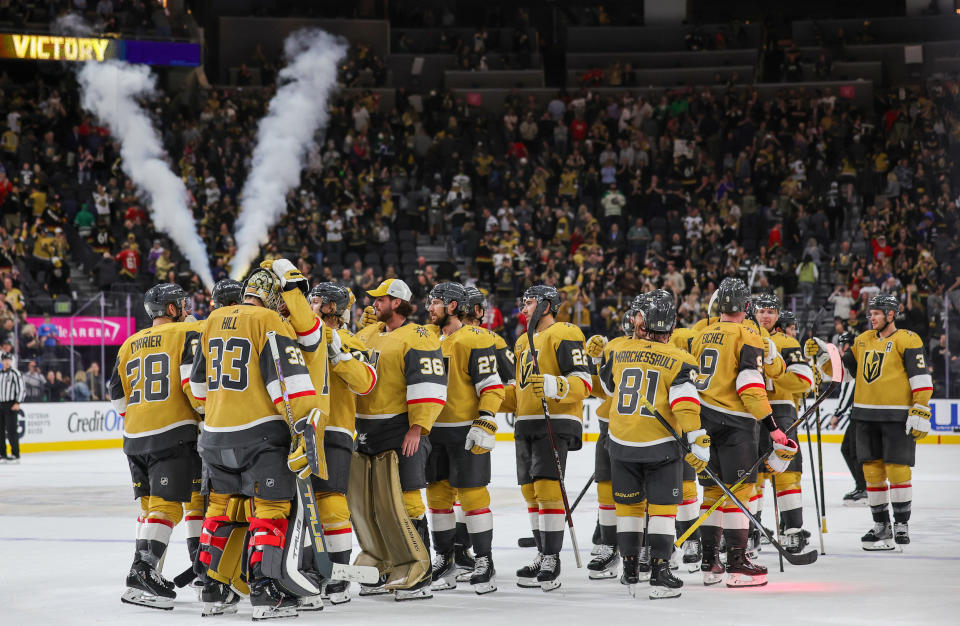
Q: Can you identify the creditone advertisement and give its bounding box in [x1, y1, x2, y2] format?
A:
[26, 316, 134, 346]
[14, 397, 960, 454]
[0, 33, 201, 66]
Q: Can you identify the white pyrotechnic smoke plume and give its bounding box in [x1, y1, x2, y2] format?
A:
[78, 61, 214, 290]
[230, 29, 346, 280]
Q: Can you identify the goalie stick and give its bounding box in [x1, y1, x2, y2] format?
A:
[675, 341, 843, 549]
[526, 300, 583, 568]
[266, 331, 379, 585]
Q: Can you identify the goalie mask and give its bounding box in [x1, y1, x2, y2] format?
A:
[242, 268, 283, 311]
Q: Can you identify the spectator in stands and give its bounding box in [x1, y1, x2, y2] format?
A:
[43, 370, 67, 402]
[37, 316, 58, 352]
[65, 370, 91, 402]
[22, 361, 45, 402]
[85, 362, 103, 401]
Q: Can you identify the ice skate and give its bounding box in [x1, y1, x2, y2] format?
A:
[637, 545, 651, 583]
[121, 559, 175, 611]
[894, 522, 910, 545]
[620, 554, 639, 597]
[430, 551, 457, 591]
[843, 488, 868, 506]
[590, 521, 602, 555]
[470, 555, 497, 594]
[454, 546, 475, 583]
[783, 528, 809, 554]
[249, 577, 298, 620]
[516, 553, 543, 588]
[200, 581, 240, 616]
[682, 538, 702, 572]
[587, 544, 619, 579]
[725, 547, 767, 587]
[862, 522, 898, 551]
[297, 594, 324, 612]
[322, 580, 351, 605]
[394, 569, 434, 602]
[649, 558, 683, 599]
[700, 545, 724, 586]
[358, 573, 390, 596]
[537, 554, 561, 592]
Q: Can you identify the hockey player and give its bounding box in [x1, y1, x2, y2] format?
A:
[513, 285, 592, 591]
[189, 268, 327, 619]
[668, 324, 703, 571]
[806, 293, 933, 549]
[583, 305, 638, 581]
[691, 277, 789, 587]
[425, 282, 504, 594]
[353, 278, 447, 600]
[828, 331, 867, 504]
[110, 283, 203, 610]
[752, 294, 814, 554]
[211, 279, 243, 309]
[599, 290, 707, 599]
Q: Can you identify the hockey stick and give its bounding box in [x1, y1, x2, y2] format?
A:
[266, 331, 380, 585]
[815, 396, 827, 537]
[569, 471, 596, 514]
[805, 365, 827, 554]
[637, 395, 817, 566]
[173, 565, 197, 588]
[675, 342, 843, 548]
[770, 474, 785, 573]
[526, 301, 583, 568]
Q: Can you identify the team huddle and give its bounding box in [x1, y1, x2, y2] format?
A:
[108, 263, 934, 618]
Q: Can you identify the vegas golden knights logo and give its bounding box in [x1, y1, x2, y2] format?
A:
[862, 350, 885, 384]
[517, 348, 538, 388]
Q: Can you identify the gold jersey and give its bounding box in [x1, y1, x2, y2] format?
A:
[355, 321, 447, 450]
[325, 328, 377, 449]
[110, 320, 202, 455]
[592, 335, 632, 422]
[598, 338, 701, 461]
[670, 327, 697, 354]
[189, 304, 320, 449]
[840, 328, 933, 422]
[691, 320, 770, 424]
[515, 321, 591, 445]
[434, 324, 505, 434]
[766, 330, 813, 418]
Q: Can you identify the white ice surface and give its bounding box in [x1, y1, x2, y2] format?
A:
[1, 442, 958, 625]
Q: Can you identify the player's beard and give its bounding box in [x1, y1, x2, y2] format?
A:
[376, 303, 393, 323]
[433, 310, 450, 329]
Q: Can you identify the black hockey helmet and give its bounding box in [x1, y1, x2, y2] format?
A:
[465, 286, 486, 314]
[212, 279, 243, 308]
[144, 283, 190, 320]
[429, 282, 469, 316]
[716, 277, 750, 314]
[523, 284, 561, 316]
[837, 330, 856, 347]
[242, 267, 283, 311]
[752, 291, 781, 312]
[777, 309, 797, 331]
[868, 293, 900, 313]
[309, 282, 351, 315]
[637, 289, 677, 334]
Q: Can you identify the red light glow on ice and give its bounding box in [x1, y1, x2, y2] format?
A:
[750, 581, 864, 594]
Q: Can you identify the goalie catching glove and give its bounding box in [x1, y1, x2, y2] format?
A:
[262, 258, 308, 294]
[529, 373, 568, 400]
[464, 411, 497, 455]
[905, 404, 931, 440]
[684, 429, 710, 473]
[286, 408, 323, 479]
[764, 439, 799, 474]
[585, 335, 608, 363]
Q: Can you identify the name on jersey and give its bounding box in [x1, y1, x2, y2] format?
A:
[130, 334, 163, 352]
[614, 350, 677, 371]
[700, 332, 725, 346]
[221, 316, 239, 330]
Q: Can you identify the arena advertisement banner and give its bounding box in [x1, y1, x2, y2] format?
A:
[0, 33, 202, 66]
[26, 316, 133, 346]
[18, 402, 123, 453]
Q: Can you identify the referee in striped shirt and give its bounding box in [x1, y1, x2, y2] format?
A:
[0, 352, 25, 463]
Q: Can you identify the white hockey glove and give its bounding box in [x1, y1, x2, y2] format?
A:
[905, 404, 931, 440]
[764, 337, 781, 365]
[764, 439, 799, 474]
[684, 429, 710, 473]
[263, 258, 308, 294]
[464, 411, 497, 455]
[287, 408, 323, 478]
[324, 326, 349, 364]
[529, 373, 569, 400]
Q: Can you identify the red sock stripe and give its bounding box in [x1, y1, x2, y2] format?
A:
[599, 504, 617, 510]
[539, 509, 566, 515]
[145, 517, 174, 528]
[527, 507, 539, 513]
[776, 489, 802, 497]
[866, 486, 889, 492]
[429, 508, 455, 514]
[680, 499, 698, 506]
[889, 483, 912, 489]
[719, 506, 747, 514]
[184, 515, 203, 521]
[465, 508, 491, 516]
[651, 514, 677, 519]
[324, 527, 352, 535]
[748, 494, 761, 502]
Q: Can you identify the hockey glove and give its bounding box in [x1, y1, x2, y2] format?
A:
[356, 306, 377, 330]
[464, 411, 497, 455]
[905, 404, 931, 440]
[803, 338, 820, 359]
[764, 439, 799, 474]
[324, 325, 349, 364]
[287, 435, 311, 479]
[290, 408, 323, 477]
[263, 258, 308, 294]
[529, 373, 569, 400]
[585, 335, 608, 362]
[684, 429, 710, 473]
[764, 337, 781, 365]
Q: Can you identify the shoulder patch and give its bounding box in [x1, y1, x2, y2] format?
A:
[415, 326, 430, 337]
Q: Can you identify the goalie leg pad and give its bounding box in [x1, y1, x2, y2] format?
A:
[247, 496, 321, 598]
[368, 451, 430, 590]
[348, 452, 390, 574]
[199, 493, 251, 595]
